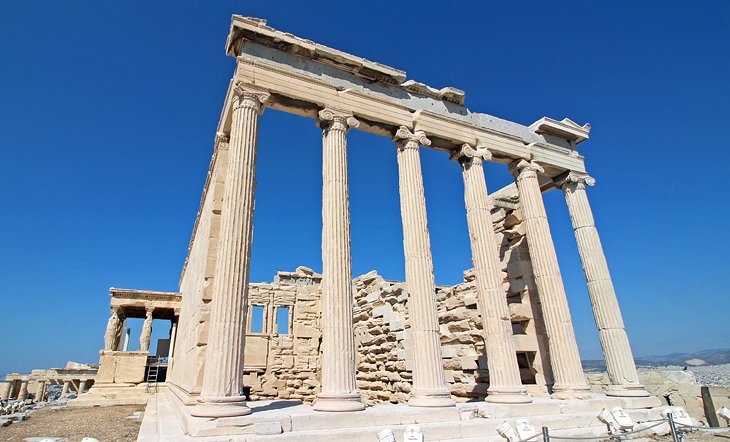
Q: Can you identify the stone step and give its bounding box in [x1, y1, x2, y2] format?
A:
[144, 393, 669, 441]
[209, 410, 652, 441]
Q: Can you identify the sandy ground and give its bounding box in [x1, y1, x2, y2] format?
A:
[654, 430, 730, 442]
[0, 405, 144, 442]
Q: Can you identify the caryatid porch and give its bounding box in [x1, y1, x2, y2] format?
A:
[73, 288, 181, 407]
[168, 14, 650, 425]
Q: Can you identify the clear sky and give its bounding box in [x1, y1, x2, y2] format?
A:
[1, 1, 729, 376]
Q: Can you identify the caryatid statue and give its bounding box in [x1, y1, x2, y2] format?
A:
[103, 307, 124, 350]
[140, 307, 154, 352]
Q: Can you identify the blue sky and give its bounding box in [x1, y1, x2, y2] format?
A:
[1, 1, 728, 376]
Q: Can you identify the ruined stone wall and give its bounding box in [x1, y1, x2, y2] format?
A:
[241, 192, 554, 404]
[170, 147, 228, 394]
[243, 267, 323, 403]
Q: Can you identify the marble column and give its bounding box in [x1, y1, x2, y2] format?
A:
[123, 328, 130, 351]
[557, 172, 649, 397]
[511, 159, 591, 399]
[192, 83, 269, 418]
[454, 144, 531, 404]
[78, 379, 88, 394]
[18, 380, 28, 401]
[169, 321, 178, 360]
[140, 307, 154, 352]
[61, 380, 71, 398]
[103, 307, 122, 351]
[394, 126, 454, 407]
[314, 108, 365, 412]
[35, 380, 46, 402]
[0, 382, 10, 400]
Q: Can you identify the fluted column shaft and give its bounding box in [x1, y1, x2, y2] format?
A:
[140, 307, 154, 352]
[193, 84, 269, 418]
[394, 126, 454, 407]
[455, 145, 531, 404]
[512, 160, 590, 398]
[559, 173, 648, 397]
[315, 109, 365, 412]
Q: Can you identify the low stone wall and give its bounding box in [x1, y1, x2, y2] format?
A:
[243, 269, 322, 402]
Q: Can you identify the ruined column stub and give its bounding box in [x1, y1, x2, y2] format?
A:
[394, 126, 454, 408]
[192, 83, 269, 418]
[555, 171, 649, 397]
[455, 143, 532, 404]
[511, 159, 592, 399]
[314, 108, 365, 412]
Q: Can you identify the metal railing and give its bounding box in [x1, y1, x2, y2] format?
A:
[514, 413, 730, 442]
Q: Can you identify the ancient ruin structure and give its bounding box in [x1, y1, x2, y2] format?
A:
[130, 14, 662, 439]
[71, 288, 180, 406]
[1, 362, 97, 403]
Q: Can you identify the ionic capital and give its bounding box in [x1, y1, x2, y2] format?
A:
[394, 126, 431, 151]
[554, 171, 596, 191]
[450, 143, 492, 163]
[509, 158, 545, 177]
[232, 82, 270, 112]
[317, 108, 359, 131]
[215, 132, 230, 150]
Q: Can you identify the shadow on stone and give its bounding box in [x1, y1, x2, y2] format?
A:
[250, 400, 303, 413]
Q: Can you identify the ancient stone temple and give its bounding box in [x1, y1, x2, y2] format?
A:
[73, 288, 181, 406]
[135, 14, 663, 440]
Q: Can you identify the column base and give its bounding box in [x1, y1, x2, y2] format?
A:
[605, 384, 650, 398]
[191, 395, 251, 418]
[486, 387, 533, 404]
[550, 384, 594, 400]
[409, 389, 455, 408]
[313, 392, 365, 412]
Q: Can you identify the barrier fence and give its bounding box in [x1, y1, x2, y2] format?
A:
[524, 413, 730, 442]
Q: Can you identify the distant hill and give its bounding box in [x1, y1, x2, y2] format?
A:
[583, 349, 730, 372]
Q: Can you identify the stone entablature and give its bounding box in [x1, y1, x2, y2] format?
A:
[110, 288, 181, 317]
[220, 16, 587, 174]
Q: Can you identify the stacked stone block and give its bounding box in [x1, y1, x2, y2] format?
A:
[243, 267, 322, 403]
[352, 271, 411, 404]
